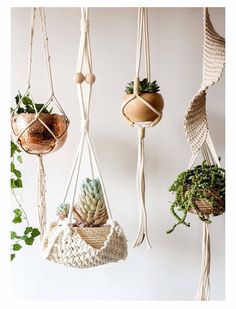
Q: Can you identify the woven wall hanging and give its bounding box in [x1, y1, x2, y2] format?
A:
[11, 8, 70, 237]
[121, 7, 164, 248]
[41, 8, 128, 268]
[167, 8, 225, 300]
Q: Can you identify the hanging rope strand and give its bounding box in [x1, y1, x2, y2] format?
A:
[37, 155, 47, 237]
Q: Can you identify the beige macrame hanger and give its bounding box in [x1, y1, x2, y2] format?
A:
[11, 7, 69, 237]
[61, 7, 113, 225]
[121, 8, 162, 248]
[184, 7, 225, 301]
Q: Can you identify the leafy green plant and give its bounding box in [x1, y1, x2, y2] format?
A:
[11, 140, 40, 261]
[125, 78, 160, 94]
[167, 161, 225, 234]
[13, 91, 53, 114]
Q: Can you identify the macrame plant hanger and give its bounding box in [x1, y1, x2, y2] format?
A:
[122, 8, 163, 248]
[11, 8, 69, 237]
[41, 8, 127, 268]
[184, 8, 225, 300]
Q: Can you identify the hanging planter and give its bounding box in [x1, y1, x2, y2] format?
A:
[168, 8, 225, 301]
[11, 8, 69, 237]
[121, 8, 164, 248]
[42, 178, 127, 268]
[41, 8, 127, 268]
[123, 78, 164, 123]
[11, 93, 68, 154]
[167, 161, 225, 234]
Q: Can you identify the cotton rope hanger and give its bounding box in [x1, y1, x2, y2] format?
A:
[11, 7, 69, 237]
[184, 7, 225, 301]
[121, 7, 164, 248]
[40, 8, 127, 268]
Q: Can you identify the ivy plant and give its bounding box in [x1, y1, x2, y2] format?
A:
[10, 140, 40, 261]
[13, 91, 53, 114]
[167, 161, 225, 234]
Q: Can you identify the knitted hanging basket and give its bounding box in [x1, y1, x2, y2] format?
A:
[41, 221, 127, 268]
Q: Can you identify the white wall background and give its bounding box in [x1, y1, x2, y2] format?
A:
[11, 7, 225, 301]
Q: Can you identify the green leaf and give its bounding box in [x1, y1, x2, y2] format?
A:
[11, 141, 20, 157]
[10, 231, 17, 240]
[13, 169, 21, 178]
[13, 244, 22, 251]
[12, 216, 22, 224]
[24, 227, 33, 235]
[14, 178, 22, 188]
[11, 162, 15, 172]
[24, 237, 34, 245]
[17, 155, 23, 163]
[31, 228, 40, 238]
[13, 209, 22, 216]
[11, 254, 16, 261]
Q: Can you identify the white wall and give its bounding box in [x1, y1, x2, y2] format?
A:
[11, 7, 225, 301]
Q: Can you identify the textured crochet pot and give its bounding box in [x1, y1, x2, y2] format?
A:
[41, 221, 128, 268]
[11, 113, 68, 154]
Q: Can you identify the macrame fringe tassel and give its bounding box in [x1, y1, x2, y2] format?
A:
[195, 223, 211, 300]
[38, 155, 47, 238]
[133, 127, 151, 248]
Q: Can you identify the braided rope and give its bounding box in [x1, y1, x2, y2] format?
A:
[184, 8, 225, 301]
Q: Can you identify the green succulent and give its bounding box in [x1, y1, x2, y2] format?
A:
[125, 78, 160, 94]
[167, 161, 225, 234]
[13, 91, 53, 114]
[73, 178, 108, 227]
[56, 202, 70, 220]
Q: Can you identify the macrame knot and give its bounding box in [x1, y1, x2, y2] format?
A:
[81, 118, 89, 132]
[81, 19, 89, 33]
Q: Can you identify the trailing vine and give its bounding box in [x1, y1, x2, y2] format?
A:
[167, 161, 225, 234]
[10, 140, 40, 261]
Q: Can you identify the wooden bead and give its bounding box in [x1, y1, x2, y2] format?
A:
[73, 72, 85, 84]
[85, 73, 96, 84]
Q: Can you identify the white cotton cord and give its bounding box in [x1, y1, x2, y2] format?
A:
[195, 223, 211, 301]
[133, 127, 151, 248]
[39, 8, 55, 96]
[37, 155, 47, 238]
[26, 8, 36, 91]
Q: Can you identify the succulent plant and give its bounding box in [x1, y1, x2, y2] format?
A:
[73, 178, 108, 227]
[57, 202, 70, 220]
[125, 78, 160, 95]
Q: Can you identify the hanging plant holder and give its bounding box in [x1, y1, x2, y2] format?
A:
[11, 7, 69, 237]
[121, 8, 164, 248]
[41, 8, 127, 268]
[167, 8, 225, 301]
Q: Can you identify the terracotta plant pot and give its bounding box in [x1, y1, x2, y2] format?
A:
[123, 92, 164, 123]
[11, 113, 68, 155]
[188, 189, 225, 217]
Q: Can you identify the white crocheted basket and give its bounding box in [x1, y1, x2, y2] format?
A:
[41, 221, 128, 268]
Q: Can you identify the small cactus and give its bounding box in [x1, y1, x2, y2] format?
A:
[57, 202, 69, 220]
[73, 178, 108, 227]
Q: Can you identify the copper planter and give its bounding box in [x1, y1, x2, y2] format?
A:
[11, 113, 68, 155]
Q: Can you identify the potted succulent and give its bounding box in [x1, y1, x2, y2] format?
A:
[57, 178, 108, 228]
[167, 161, 225, 234]
[11, 92, 69, 154]
[122, 78, 164, 122]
